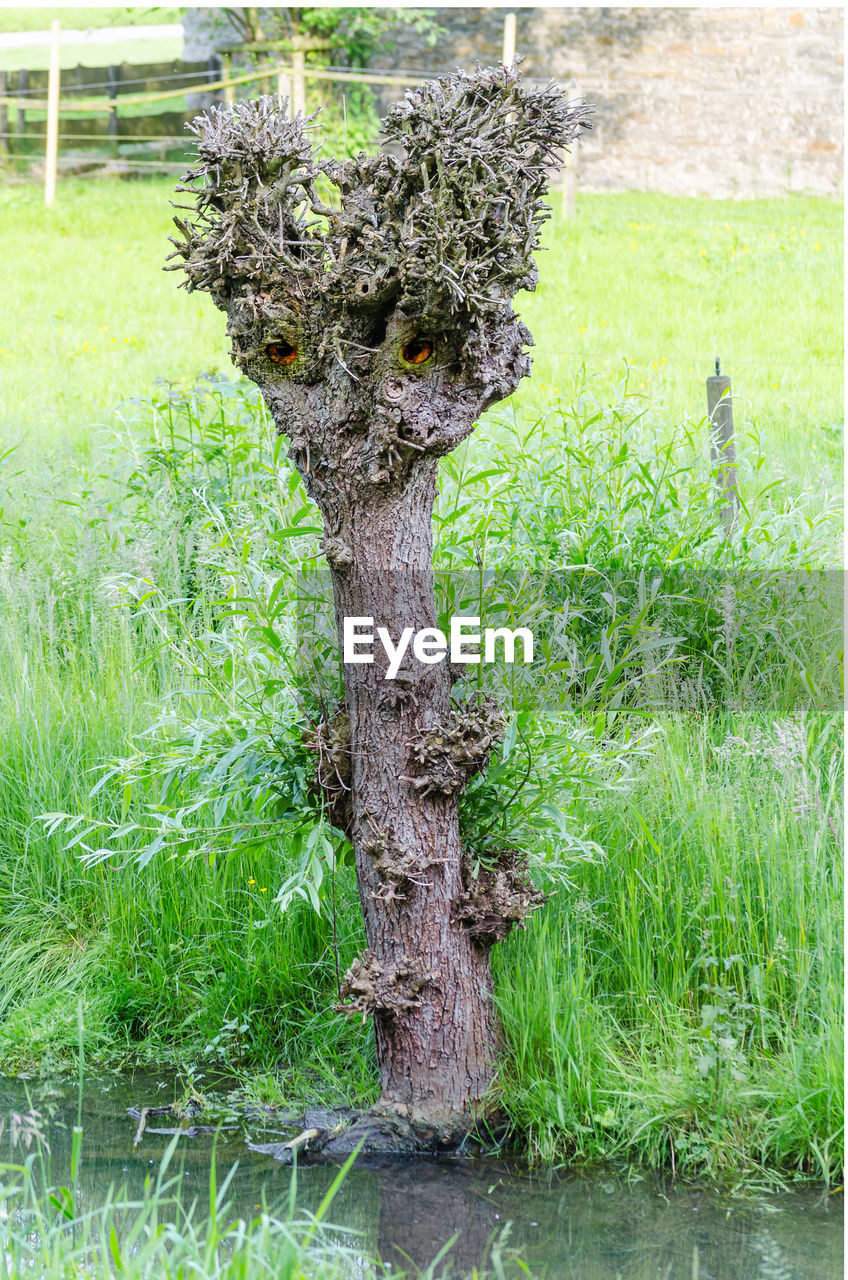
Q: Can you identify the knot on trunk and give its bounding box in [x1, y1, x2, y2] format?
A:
[336, 950, 434, 1022]
[370, 414, 430, 484]
[453, 852, 547, 947]
[378, 667, 420, 716]
[358, 812, 443, 905]
[303, 710, 352, 835]
[404, 694, 504, 799]
[319, 535, 353, 573]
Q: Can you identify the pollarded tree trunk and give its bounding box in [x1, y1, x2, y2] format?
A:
[324, 466, 500, 1138]
[168, 65, 591, 1147]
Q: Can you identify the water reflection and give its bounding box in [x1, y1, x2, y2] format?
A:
[0, 1073, 841, 1278]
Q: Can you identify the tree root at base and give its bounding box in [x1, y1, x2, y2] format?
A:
[247, 1105, 504, 1165]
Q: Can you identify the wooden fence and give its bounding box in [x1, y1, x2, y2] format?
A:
[0, 14, 581, 215]
[0, 45, 434, 178]
[0, 56, 222, 156]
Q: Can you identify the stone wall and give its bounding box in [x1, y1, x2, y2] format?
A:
[373, 7, 844, 198]
[183, 7, 843, 197]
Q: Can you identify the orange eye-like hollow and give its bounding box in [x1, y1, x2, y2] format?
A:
[401, 338, 433, 365]
[267, 341, 297, 366]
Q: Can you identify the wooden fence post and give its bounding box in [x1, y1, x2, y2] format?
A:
[107, 64, 120, 153]
[292, 46, 306, 116]
[222, 51, 235, 104]
[277, 66, 292, 116]
[205, 54, 222, 109]
[257, 50, 272, 96]
[561, 81, 578, 220]
[16, 69, 28, 143]
[706, 358, 739, 532]
[44, 21, 61, 206]
[502, 13, 517, 67]
[0, 72, 8, 161]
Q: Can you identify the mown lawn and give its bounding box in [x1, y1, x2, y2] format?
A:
[2, 180, 842, 484]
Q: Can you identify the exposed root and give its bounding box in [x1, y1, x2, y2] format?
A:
[317, 1102, 481, 1157]
[133, 1107, 151, 1148]
[251, 1103, 494, 1162]
[453, 852, 547, 947]
[404, 693, 504, 799]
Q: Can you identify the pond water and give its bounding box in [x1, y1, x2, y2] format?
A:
[0, 1073, 841, 1279]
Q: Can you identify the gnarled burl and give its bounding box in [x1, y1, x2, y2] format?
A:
[168, 65, 590, 1151]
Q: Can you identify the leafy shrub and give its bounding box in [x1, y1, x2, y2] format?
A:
[35, 375, 840, 919]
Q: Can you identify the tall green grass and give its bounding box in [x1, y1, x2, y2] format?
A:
[494, 714, 842, 1185]
[0, 374, 840, 1184]
[0, 179, 842, 1186]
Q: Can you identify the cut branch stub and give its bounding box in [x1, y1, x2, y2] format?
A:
[453, 852, 548, 947]
[404, 694, 505, 799]
[303, 710, 352, 836]
[336, 949, 435, 1022]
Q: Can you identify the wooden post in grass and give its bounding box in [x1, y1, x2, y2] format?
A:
[284, 36, 335, 116]
[291, 44, 306, 117]
[44, 21, 61, 206]
[257, 50, 272, 96]
[277, 64, 292, 116]
[706, 357, 739, 532]
[222, 52, 235, 105]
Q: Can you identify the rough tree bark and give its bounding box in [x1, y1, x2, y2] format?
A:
[167, 66, 591, 1150]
